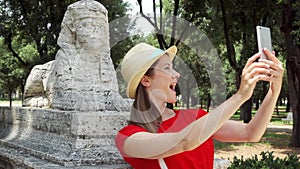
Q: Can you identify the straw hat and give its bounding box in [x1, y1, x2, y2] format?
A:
[121, 43, 177, 99]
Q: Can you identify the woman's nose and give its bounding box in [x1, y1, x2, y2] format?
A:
[173, 70, 180, 79]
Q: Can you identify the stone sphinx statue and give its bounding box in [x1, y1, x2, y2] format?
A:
[23, 60, 54, 108]
[23, 0, 129, 111]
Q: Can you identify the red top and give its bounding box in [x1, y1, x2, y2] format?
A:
[115, 109, 214, 169]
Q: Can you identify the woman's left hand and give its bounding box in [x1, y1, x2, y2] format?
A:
[259, 48, 284, 94]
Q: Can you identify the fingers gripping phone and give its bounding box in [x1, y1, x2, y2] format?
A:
[256, 26, 272, 59]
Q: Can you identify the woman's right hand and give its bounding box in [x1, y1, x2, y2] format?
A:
[237, 52, 272, 101]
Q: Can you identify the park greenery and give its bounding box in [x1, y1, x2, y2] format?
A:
[0, 0, 300, 146]
[229, 151, 300, 169]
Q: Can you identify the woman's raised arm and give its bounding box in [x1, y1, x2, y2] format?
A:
[214, 49, 284, 142]
[121, 51, 278, 159]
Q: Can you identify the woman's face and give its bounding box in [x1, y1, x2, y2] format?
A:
[145, 54, 180, 104]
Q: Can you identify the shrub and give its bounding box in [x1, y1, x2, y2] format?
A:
[228, 151, 300, 169]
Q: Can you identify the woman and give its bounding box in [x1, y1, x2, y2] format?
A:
[115, 43, 284, 169]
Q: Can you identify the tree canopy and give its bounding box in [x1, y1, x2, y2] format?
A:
[0, 0, 129, 100]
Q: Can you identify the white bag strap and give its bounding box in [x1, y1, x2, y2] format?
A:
[158, 158, 168, 169]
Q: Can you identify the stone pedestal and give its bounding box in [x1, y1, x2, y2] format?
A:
[0, 107, 230, 169]
[0, 106, 131, 168]
[10, 1, 134, 168]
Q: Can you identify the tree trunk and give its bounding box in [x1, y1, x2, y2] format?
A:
[240, 98, 252, 123]
[286, 97, 291, 112]
[200, 99, 203, 109]
[255, 98, 259, 110]
[9, 89, 12, 107]
[276, 102, 279, 116]
[219, 0, 252, 122]
[281, 0, 300, 147]
[288, 55, 300, 147]
[207, 94, 211, 112]
[186, 82, 191, 109]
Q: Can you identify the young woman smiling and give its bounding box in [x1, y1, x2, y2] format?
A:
[115, 43, 284, 169]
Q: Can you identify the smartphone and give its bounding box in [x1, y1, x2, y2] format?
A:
[256, 26, 272, 59]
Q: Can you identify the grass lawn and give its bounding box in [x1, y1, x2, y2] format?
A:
[214, 131, 292, 149]
[215, 106, 295, 159]
[230, 105, 292, 126]
[0, 100, 22, 106]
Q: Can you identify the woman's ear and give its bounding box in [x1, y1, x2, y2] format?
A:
[140, 76, 151, 87]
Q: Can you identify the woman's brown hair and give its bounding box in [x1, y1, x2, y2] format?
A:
[128, 61, 162, 133]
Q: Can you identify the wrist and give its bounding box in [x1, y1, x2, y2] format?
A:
[235, 90, 251, 103]
[233, 92, 249, 105]
[267, 87, 281, 98]
[269, 82, 282, 96]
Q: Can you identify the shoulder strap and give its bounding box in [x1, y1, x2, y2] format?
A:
[158, 158, 168, 169]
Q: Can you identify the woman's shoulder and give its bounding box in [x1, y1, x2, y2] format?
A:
[115, 124, 147, 150]
[118, 124, 147, 137]
[174, 108, 208, 118]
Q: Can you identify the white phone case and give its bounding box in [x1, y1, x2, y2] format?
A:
[256, 26, 272, 59]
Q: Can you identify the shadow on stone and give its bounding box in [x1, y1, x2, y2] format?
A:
[0, 155, 15, 169]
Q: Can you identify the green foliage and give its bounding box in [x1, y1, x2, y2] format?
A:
[138, 0, 292, 109]
[0, 38, 25, 98]
[0, 0, 130, 99]
[0, 0, 129, 66]
[174, 45, 211, 108]
[101, 0, 129, 21]
[0, 0, 79, 99]
[229, 151, 300, 169]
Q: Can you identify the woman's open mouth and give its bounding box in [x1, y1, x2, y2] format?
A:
[169, 83, 176, 92]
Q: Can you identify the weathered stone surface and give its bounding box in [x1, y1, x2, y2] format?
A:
[4, 1, 133, 168]
[0, 107, 131, 168]
[0, 147, 132, 169]
[214, 158, 231, 169]
[23, 61, 54, 108]
[23, 0, 130, 111]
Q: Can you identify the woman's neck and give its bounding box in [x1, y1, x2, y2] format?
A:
[161, 106, 176, 121]
[148, 95, 175, 121]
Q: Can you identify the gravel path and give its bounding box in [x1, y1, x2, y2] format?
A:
[215, 124, 298, 161]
